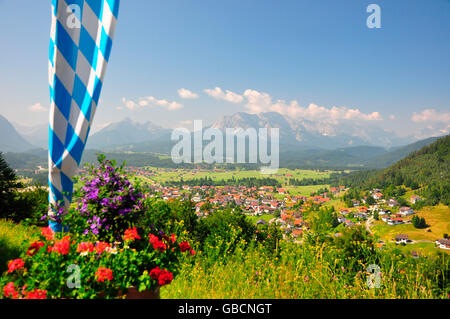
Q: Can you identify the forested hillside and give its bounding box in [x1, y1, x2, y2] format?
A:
[335, 135, 450, 205]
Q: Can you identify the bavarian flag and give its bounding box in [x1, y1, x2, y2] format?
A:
[48, 0, 120, 230]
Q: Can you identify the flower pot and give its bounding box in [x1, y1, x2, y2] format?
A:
[97, 287, 159, 299]
[125, 286, 160, 299]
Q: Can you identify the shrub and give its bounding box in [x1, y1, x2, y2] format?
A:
[195, 209, 256, 256]
[412, 215, 428, 229]
[139, 198, 197, 237]
[13, 185, 48, 226]
[63, 155, 145, 241]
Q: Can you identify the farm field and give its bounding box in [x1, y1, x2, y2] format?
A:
[140, 167, 337, 185]
[372, 204, 450, 244]
[394, 242, 444, 258]
[246, 214, 274, 225]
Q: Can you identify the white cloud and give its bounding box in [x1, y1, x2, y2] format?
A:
[203, 87, 382, 123]
[177, 88, 199, 99]
[241, 89, 382, 123]
[120, 96, 183, 111]
[411, 109, 450, 123]
[204, 87, 244, 104]
[121, 98, 138, 110]
[28, 103, 47, 112]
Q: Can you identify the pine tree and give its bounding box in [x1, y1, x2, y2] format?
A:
[0, 152, 21, 218]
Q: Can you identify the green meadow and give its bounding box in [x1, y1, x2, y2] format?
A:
[140, 167, 335, 185]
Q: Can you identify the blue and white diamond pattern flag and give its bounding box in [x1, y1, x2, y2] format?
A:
[48, 0, 120, 230]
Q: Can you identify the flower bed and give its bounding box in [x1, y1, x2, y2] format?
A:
[0, 156, 195, 299]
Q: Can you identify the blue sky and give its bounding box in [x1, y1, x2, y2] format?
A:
[0, 0, 449, 137]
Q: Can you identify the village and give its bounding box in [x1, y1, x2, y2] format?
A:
[133, 172, 450, 252]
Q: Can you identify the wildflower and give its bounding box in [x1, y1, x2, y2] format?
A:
[27, 241, 45, 256]
[8, 259, 25, 273]
[124, 227, 141, 241]
[3, 282, 18, 299]
[189, 248, 196, 256]
[179, 241, 191, 253]
[77, 242, 94, 255]
[170, 233, 176, 243]
[95, 242, 111, 254]
[41, 227, 54, 241]
[95, 267, 113, 282]
[51, 236, 70, 255]
[23, 289, 47, 299]
[105, 246, 118, 254]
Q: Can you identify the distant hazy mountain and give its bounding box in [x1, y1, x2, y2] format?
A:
[364, 136, 441, 168]
[86, 118, 172, 150]
[0, 115, 35, 152]
[13, 122, 48, 149]
[279, 136, 440, 169]
[5, 111, 438, 160]
[211, 112, 414, 149]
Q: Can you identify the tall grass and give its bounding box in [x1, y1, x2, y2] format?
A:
[0, 219, 40, 273]
[161, 240, 449, 299]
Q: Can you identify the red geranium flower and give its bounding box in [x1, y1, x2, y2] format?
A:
[158, 269, 173, 286]
[95, 267, 113, 282]
[3, 282, 18, 299]
[8, 259, 25, 273]
[190, 248, 196, 256]
[179, 241, 191, 253]
[51, 236, 70, 255]
[148, 234, 167, 252]
[27, 241, 45, 256]
[41, 227, 54, 241]
[95, 242, 111, 254]
[149, 267, 173, 286]
[170, 234, 176, 243]
[124, 227, 141, 241]
[77, 242, 94, 254]
[149, 266, 162, 280]
[23, 289, 47, 299]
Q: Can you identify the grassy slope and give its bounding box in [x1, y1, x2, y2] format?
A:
[160, 241, 444, 299]
[372, 204, 450, 243]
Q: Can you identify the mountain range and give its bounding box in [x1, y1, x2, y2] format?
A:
[0, 112, 445, 169]
[211, 112, 413, 149]
[0, 115, 35, 152]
